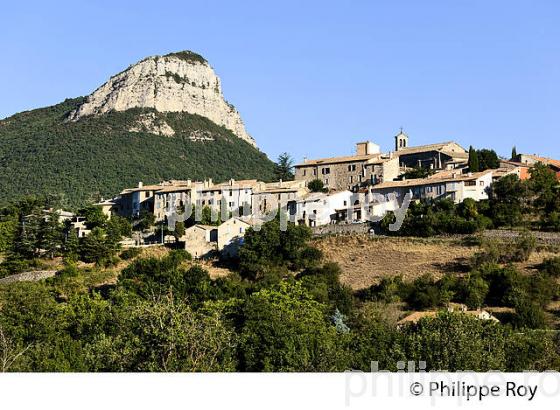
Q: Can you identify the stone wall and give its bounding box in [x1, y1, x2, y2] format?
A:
[0, 270, 57, 285]
[311, 223, 372, 236]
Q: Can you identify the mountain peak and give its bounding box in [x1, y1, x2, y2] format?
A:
[68, 51, 255, 146]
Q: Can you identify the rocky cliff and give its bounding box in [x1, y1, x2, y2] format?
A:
[68, 51, 255, 146]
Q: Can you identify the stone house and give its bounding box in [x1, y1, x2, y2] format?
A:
[294, 141, 399, 192]
[251, 180, 308, 216]
[217, 217, 251, 258]
[182, 224, 218, 259]
[118, 182, 162, 218]
[513, 154, 560, 180]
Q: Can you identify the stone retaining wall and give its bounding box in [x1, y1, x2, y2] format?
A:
[0, 270, 57, 285]
[312, 223, 372, 236]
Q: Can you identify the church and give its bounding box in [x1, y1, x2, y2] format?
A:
[392, 130, 469, 170]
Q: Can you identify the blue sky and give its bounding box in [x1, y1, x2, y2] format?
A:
[1, 0, 559, 162]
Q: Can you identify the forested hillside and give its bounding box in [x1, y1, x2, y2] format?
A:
[0, 98, 275, 207]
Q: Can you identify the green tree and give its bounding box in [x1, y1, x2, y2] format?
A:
[460, 273, 489, 309]
[274, 152, 295, 181]
[135, 209, 155, 231]
[62, 224, 80, 261]
[90, 296, 237, 372]
[401, 312, 507, 371]
[240, 282, 346, 371]
[13, 211, 42, 259]
[80, 227, 114, 264]
[239, 218, 318, 279]
[308, 179, 325, 192]
[397, 166, 434, 180]
[39, 211, 63, 259]
[174, 221, 185, 239]
[489, 174, 525, 227]
[105, 215, 131, 252]
[511, 146, 518, 160]
[468, 146, 479, 172]
[477, 149, 500, 170]
[0, 212, 18, 253]
[78, 206, 108, 230]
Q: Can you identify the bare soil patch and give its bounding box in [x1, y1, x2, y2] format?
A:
[313, 235, 559, 290]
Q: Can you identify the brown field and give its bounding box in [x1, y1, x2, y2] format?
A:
[313, 235, 559, 290]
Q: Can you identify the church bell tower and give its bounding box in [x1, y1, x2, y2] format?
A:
[395, 128, 409, 151]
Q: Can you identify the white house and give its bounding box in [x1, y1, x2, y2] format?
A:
[370, 170, 493, 204]
[217, 217, 251, 258]
[293, 190, 360, 226]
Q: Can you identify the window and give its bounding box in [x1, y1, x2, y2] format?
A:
[343, 200, 347, 206]
[349, 176, 353, 183]
[321, 167, 330, 175]
[229, 190, 233, 196]
[465, 181, 476, 186]
[229, 202, 234, 207]
[347, 164, 356, 172]
[479, 181, 485, 186]
[324, 179, 329, 185]
[313, 169, 317, 176]
[278, 194, 281, 200]
[303, 170, 307, 176]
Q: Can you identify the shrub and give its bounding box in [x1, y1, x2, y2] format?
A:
[540, 257, 560, 278]
[119, 247, 143, 260]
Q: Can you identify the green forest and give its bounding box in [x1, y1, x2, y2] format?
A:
[0, 204, 559, 372]
[0, 98, 275, 208]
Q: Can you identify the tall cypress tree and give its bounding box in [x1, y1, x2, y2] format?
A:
[468, 146, 480, 172]
[511, 146, 518, 160]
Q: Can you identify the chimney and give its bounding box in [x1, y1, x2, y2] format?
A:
[279, 179, 283, 187]
[208, 178, 213, 187]
[229, 178, 235, 186]
[187, 179, 192, 187]
[138, 181, 143, 188]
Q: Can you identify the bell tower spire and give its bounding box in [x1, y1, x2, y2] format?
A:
[395, 128, 409, 151]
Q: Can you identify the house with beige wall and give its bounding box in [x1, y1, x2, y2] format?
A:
[251, 180, 308, 216]
[182, 224, 218, 259]
[217, 217, 251, 258]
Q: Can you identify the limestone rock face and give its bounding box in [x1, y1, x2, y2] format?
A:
[68, 51, 255, 146]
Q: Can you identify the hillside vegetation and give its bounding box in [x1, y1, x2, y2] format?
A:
[0, 98, 275, 207]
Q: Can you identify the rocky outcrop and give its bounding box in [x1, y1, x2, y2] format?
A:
[68, 51, 256, 146]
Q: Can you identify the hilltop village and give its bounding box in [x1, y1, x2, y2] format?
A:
[52, 130, 559, 259]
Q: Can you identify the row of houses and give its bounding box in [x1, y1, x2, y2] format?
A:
[89, 131, 558, 258]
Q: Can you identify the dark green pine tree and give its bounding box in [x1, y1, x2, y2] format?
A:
[39, 211, 63, 259]
[62, 223, 80, 261]
[13, 212, 42, 259]
[274, 152, 295, 181]
[511, 146, 518, 160]
[468, 146, 480, 172]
